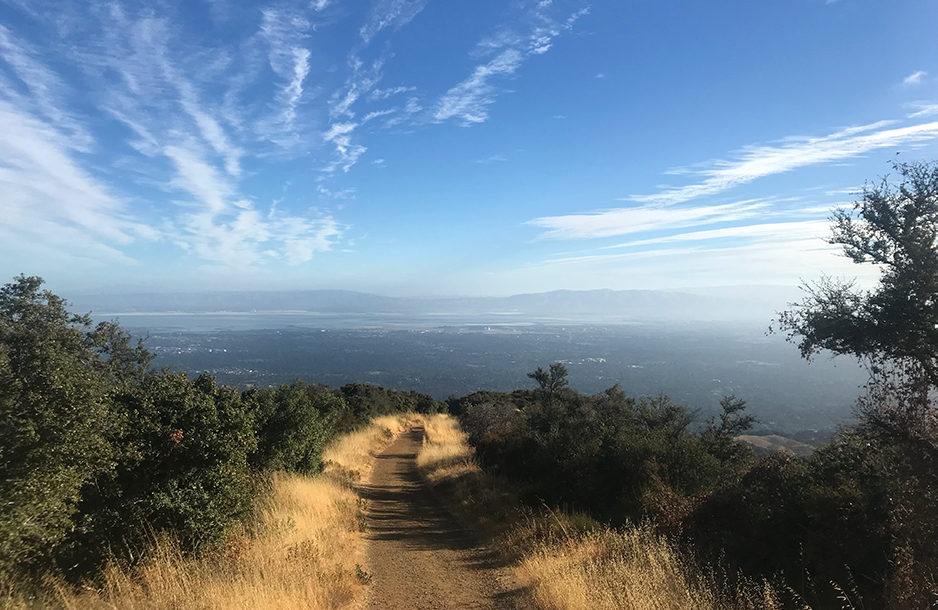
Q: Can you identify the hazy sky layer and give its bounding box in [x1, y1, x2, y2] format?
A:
[1, 0, 936, 296]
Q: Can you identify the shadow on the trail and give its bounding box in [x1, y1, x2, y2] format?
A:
[359, 427, 510, 574]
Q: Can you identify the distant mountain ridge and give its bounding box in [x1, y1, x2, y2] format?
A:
[71, 287, 792, 322]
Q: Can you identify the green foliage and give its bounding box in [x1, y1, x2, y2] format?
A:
[700, 395, 757, 463]
[245, 381, 343, 473]
[445, 389, 531, 417]
[0, 276, 114, 579]
[776, 160, 938, 383]
[689, 432, 893, 608]
[336, 382, 443, 429]
[62, 372, 256, 573]
[527, 362, 569, 403]
[458, 362, 920, 606]
[461, 369, 751, 527]
[84, 320, 154, 385]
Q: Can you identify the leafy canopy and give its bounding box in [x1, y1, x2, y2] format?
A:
[776, 160, 938, 384]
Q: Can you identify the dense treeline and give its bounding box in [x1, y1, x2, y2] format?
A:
[0, 275, 443, 585]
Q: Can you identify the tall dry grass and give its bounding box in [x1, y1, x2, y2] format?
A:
[415, 414, 474, 479]
[324, 414, 420, 484]
[50, 473, 363, 610]
[416, 414, 782, 610]
[2, 415, 417, 610]
[517, 527, 781, 610]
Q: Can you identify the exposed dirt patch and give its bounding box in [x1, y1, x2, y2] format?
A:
[360, 427, 522, 610]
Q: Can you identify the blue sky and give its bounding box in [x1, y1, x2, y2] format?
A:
[1, 0, 937, 296]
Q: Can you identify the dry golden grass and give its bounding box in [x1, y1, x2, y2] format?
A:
[416, 414, 521, 541]
[518, 527, 781, 610]
[415, 414, 475, 480]
[13, 474, 363, 610]
[2, 415, 416, 610]
[324, 414, 421, 484]
[416, 414, 782, 610]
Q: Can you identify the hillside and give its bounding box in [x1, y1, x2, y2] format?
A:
[69, 287, 791, 322]
[736, 434, 814, 456]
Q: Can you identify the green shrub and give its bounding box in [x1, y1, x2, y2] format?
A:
[0, 276, 114, 580]
[337, 382, 443, 426]
[461, 372, 748, 526]
[61, 372, 256, 574]
[245, 381, 343, 473]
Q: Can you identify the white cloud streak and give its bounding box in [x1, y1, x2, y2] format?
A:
[434, 49, 524, 124]
[600, 220, 830, 250]
[369, 85, 416, 100]
[167, 68, 245, 177]
[476, 153, 508, 164]
[908, 103, 938, 119]
[322, 121, 366, 172]
[528, 201, 768, 240]
[629, 120, 938, 207]
[282, 48, 311, 127]
[258, 8, 315, 147]
[527, 234, 875, 290]
[433, 3, 587, 125]
[903, 70, 927, 86]
[360, 0, 429, 44]
[0, 24, 92, 151]
[164, 143, 235, 214]
[0, 98, 150, 267]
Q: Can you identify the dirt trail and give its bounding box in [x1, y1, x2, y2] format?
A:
[360, 427, 521, 610]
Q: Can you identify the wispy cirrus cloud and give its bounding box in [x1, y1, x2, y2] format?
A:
[0, 24, 92, 151]
[2, 0, 607, 281]
[315, 52, 396, 172]
[360, 0, 429, 44]
[599, 220, 830, 250]
[369, 85, 416, 101]
[0, 2, 346, 272]
[0, 98, 150, 266]
[433, 2, 588, 125]
[527, 119, 938, 242]
[908, 102, 938, 119]
[257, 8, 315, 147]
[162, 59, 245, 177]
[0, 24, 154, 267]
[534, 219, 864, 287]
[434, 49, 524, 125]
[530, 233, 873, 290]
[528, 201, 768, 240]
[322, 121, 366, 173]
[163, 136, 344, 268]
[629, 120, 938, 207]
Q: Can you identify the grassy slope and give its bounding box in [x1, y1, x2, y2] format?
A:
[416, 414, 783, 610]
